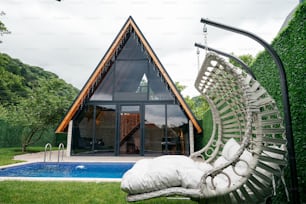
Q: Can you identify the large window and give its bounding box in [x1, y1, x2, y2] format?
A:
[114, 60, 148, 101]
[72, 105, 94, 154]
[95, 105, 116, 154]
[90, 67, 114, 101]
[89, 33, 174, 102]
[148, 63, 174, 101]
[72, 105, 116, 155]
[119, 105, 141, 155]
[167, 105, 189, 155]
[144, 105, 165, 155]
[144, 104, 189, 155]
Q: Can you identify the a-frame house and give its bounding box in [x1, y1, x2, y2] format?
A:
[56, 16, 202, 156]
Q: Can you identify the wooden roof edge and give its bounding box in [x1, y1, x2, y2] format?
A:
[55, 17, 134, 133]
[129, 19, 202, 134]
[55, 16, 202, 134]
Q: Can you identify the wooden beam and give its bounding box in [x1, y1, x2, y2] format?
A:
[56, 19, 132, 133]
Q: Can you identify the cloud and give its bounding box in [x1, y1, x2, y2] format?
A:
[0, 0, 298, 96]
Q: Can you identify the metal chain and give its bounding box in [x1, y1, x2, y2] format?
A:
[196, 47, 200, 71]
[203, 22, 208, 55]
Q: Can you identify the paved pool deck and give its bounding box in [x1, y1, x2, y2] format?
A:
[14, 150, 146, 163]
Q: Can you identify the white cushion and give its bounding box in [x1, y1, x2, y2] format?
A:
[178, 168, 204, 189]
[222, 138, 253, 164]
[222, 138, 239, 159]
[213, 156, 242, 189]
[195, 161, 214, 172]
[121, 155, 206, 194]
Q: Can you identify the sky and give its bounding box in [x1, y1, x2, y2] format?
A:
[0, 0, 299, 97]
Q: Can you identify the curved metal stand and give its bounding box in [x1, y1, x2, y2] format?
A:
[199, 18, 299, 204]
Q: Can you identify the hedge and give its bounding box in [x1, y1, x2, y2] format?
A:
[250, 3, 305, 203]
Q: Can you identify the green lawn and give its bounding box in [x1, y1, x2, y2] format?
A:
[0, 181, 196, 204]
[0, 148, 197, 204]
[0, 147, 23, 166]
[0, 147, 44, 166]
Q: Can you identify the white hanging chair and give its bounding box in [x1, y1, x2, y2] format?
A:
[121, 52, 288, 203]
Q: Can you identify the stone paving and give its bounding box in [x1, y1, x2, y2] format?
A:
[14, 150, 145, 163]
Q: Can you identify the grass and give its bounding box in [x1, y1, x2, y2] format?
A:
[0, 148, 197, 204]
[0, 147, 23, 166]
[0, 147, 44, 166]
[0, 181, 197, 204]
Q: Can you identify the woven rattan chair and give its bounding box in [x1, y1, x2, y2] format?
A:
[121, 52, 288, 203]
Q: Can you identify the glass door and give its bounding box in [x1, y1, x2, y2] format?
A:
[119, 105, 141, 155]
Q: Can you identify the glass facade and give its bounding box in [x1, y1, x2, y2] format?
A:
[144, 105, 166, 155]
[72, 105, 116, 155]
[72, 105, 94, 154]
[166, 105, 189, 155]
[95, 105, 116, 154]
[119, 105, 141, 154]
[71, 28, 191, 156]
[114, 60, 148, 101]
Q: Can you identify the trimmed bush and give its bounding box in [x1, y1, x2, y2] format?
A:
[250, 3, 305, 203]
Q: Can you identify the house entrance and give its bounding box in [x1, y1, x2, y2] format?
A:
[119, 105, 142, 155]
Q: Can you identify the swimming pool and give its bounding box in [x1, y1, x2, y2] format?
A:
[0, 162, 134, 179]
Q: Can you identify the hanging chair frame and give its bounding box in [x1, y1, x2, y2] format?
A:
[198, 18, 299, 204]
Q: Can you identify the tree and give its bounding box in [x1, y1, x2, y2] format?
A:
[185, 95, 209, 120]
[0, 52, 79, 149]
[8, 79, 76, 152]
[229, 53, 254, 67]
[175, 81, 209, 120]
[175, 82, 186, 93]
[0, 104, 8, 120]
[0, 12, 11, 43]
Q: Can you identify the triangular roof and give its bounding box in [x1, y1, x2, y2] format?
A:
[55, 16, 202, 134]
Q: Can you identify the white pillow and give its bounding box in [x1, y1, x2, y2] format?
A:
[222, 138, 253, 164]
[121, 155, 199, 194]
[222, 138, 239, 159]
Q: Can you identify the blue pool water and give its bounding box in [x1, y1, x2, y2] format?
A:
[0, 162, 134, 178]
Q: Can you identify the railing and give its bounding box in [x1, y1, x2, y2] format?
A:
[44, 143, 52, 162]
[58, 143, 65, 162]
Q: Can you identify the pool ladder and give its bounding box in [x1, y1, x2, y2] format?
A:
[44, 143, 52, 162]
[58, 143, 65, 162]
[43, 143, 65, 162]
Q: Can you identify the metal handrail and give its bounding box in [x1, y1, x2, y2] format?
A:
[58, 143, 65, 162]
[44, 143, 52, 162]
